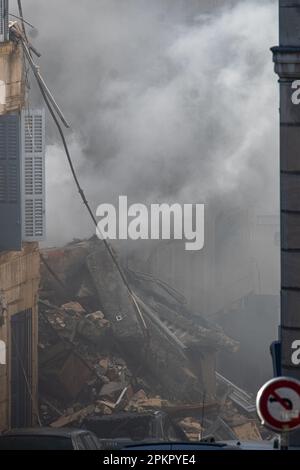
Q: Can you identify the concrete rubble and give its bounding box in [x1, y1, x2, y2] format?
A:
[38, 238, 265, 442]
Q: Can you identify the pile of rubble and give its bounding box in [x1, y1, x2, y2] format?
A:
[38, 238, 266, 441]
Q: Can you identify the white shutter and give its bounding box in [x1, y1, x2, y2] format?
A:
[0, 0, 8, 43]
[21, 109, 46, 241]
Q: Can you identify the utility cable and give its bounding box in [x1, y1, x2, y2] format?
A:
[10, 12, 35, 29]
[34, 48, 148, 336]
[14, 0, 150, 411]
[11, 11, 149, 338]
[40, 255, 67, 292]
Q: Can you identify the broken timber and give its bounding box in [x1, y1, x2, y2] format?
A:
[41, 238, 238, 403]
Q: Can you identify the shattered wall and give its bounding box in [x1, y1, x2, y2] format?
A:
[0, 41, 24, 115]
[40, 239, 238, 406]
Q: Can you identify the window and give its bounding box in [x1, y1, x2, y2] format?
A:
[81, 433, 99, 450]
[0, 436, 74, 450]
[75, 435, 88, 450]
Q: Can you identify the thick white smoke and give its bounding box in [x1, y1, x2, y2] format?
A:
[16, 0, 279, 392]
[16, 1, 277, 245]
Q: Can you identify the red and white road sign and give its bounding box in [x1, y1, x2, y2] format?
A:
[256, 377, 300, 432]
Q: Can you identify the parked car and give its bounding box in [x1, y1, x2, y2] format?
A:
[223, 440, 281, 450]
[82, 410, 188, 449]
[0, 427, 101, 450]
[122, 439, 284, 451]
[122, 442, 240, 450]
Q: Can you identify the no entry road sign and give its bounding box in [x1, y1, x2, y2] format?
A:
[256, 377, 300, 432]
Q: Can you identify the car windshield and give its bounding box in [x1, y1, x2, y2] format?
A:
[0, 436, 74, 450]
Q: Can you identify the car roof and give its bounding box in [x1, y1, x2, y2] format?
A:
[223, 440, 278, 450]
[123, 441, 240, 450]
[84, 410, 163, 422]
[1, 427, 91, 438]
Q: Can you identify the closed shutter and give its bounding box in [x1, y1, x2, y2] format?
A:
[0, 0, 8, 43]
[0, 112, 22, 251]
[21, 109, 46, 241]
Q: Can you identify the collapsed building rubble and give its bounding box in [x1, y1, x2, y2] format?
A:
[38, 238, 266, 441]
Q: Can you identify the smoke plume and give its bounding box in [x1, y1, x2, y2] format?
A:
[14, 0, 278, 245]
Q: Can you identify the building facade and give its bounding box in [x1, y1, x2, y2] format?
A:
[0, 3, 43, 430]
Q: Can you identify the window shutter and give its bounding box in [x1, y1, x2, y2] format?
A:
[21, 109, 46, 241]
[0, 112, 21, 251]
[0, 0, 8, 43]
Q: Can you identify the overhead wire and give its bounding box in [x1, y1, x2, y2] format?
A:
[14, 3, 149, 340]
[7, 1, 149, 425]
[9, 12, 35, 29]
